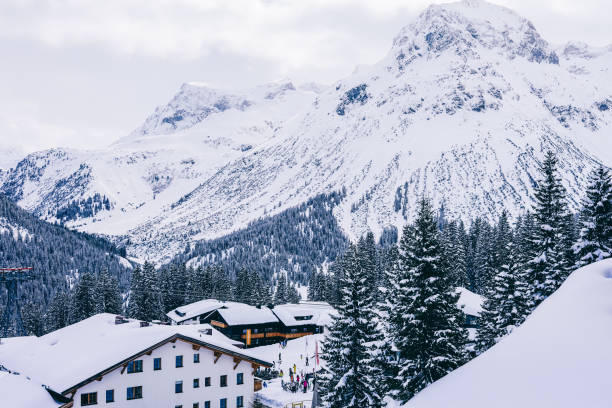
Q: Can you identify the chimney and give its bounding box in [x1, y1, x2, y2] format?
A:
[115, 315, 128, 325]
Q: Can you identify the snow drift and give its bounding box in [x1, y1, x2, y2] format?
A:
[405, 258, 612, 408]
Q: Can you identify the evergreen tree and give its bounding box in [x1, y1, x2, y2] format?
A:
[160, 264, 187, 312]
[319, 244, 386, 408]
[211, 266, 233, 301]
[274, 273, 288, 304]
[21, 301, 45, 336]
[71, 272, 98, 322]
[526, 151, 571, 306]
[575, 166, 612, 266]
[358, 232, 378, 299]
[128, 262, 163, 321]
[45, 291, 71, 332]
[94, 270, 123, 315]
[475, 239, 529, 354]
[389, 198, 467, 402]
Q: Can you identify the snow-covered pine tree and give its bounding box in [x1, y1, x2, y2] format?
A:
[71, 272, 97, 323]
[128, 262, 163, 321]
[440, 220, 468, 288]
[526, 151, 571, 306]
[45, 291, 71, 332]
[473, 222, 495, 295]
[376, 243, 400, 395]
[273, 272, 288, 304]
[160, 264, 187, 313]
[390, 198, 467, 403]
[21, 301, 45, 336]
[475, 227, 529, 354]
[94, 270, 123, 315]
[209, 265, 232, 301]
[358, 232, 378, 300]
[185, 266, 208, 304]
[574, 166, 612, 266]
[319, 244, 386, 408]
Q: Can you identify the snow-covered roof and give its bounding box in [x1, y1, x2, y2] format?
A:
[456, 287, 485, 317]
[272, 301, 336, 327]
[0, 314, 271, 394]
[0, 371, 63, 408]
[167, 298, 225, 323]
[216, 303, 278, 326]
[406, 259, 612, 408]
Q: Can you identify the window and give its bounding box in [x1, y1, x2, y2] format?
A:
[193, 353, 200, 363]
[220, 375, 227, 387]
[204, 377, 211, 387]
[175, 406, 182, 408]
[127, 360, 143, 374]
[176, 355, 184, 368]
[237, 396, 244, 408]
[80, 392, 97, 406]
[193, 378, 200, 388]
[175, 380, 183, 393]
[204, 402, 210, 408]
[154, 357, 162, 371]
[220, 398, 227, 408]
[126, 386, 142, 400]
[236, 373, 244, 385]
[193, 404, 199, 408]
[105, 389, 114, 403]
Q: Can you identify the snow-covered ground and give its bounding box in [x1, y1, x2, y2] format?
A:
[249, 334, 326, 408]
[405, 258, 612, 408]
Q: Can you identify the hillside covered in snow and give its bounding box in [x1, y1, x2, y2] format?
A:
[404, 258, 612, 408]
[1, 0, 611, 263]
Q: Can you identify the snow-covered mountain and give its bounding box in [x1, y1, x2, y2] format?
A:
[2, 0, 611, 262]
[0, 80, 316, 239]
[403, 258, 612, 408]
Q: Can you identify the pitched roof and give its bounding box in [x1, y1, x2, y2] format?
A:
[167, 298, 225, 323]
[0, 371, 64, 408]
[0, 314, 271, 394]
[456, 287, 485, 317]
[271, 302, 335, 327]
[216, 303, 278, 325]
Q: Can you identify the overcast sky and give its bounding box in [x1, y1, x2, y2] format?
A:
[0, 0, 610, 154]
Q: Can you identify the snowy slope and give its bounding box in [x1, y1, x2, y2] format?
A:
[2, 0, 612, 262]
[0, 80, 316, 237]
[122, 0, 611, 259]
[404, 258, 612, 408]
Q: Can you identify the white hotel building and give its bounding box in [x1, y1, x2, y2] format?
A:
[0, 314, 272, 408]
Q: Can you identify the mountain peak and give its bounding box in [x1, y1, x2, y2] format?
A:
[390, 0, 558, 67]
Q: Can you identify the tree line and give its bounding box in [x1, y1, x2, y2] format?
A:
[317, 151, 612, 407]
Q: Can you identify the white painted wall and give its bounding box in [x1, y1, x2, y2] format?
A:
[73, 339, 255, 408]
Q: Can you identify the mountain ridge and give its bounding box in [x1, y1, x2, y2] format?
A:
[1, 0, 611, 262]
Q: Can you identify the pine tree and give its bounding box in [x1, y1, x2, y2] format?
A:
[575, 166, 612, 266]
[94, 270, 123, 315]
[274, 272, 288, 304]
[319, 244, 386, 408]
[46, 291, 71, 332]
[21, 301, 45, 336]
[390, 198, 467, 403]
[475, 238, 529, 354]
[358, 232, 378, 299]
[128, 262, 163, 321]
[71, 272, 98, 322]
[160, 264, 187, 312]
[527, 151, 571, 306]
[211, 266, 233, 301]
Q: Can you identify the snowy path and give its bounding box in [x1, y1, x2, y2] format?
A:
[248, 334, 326, 407]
